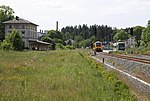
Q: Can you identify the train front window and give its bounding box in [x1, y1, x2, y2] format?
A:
[119, 43, 125, 47]
[96, 43, 101, 46]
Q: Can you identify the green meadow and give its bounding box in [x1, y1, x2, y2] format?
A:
[0, 50, 137, 101]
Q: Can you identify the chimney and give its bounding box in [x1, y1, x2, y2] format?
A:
[16, 16, 19, 20]
[56, 21, 58, 31]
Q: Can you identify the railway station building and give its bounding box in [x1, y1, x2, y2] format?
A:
[3, 16, 51, 50]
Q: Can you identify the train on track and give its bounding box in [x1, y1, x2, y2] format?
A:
[92, 41, 103, 52]
[113, 41, 126, 51]
[116, 41, 126, 50]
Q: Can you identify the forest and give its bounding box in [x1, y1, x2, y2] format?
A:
[41, 25, 117, 49]
[41, 23, 149, 49]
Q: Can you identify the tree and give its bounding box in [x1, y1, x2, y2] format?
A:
[47, 30, 62, 39]
[141, 22, 150, 47]
[41, 35, 56, 50]
[74, 35, 83, 42]
[54, 38, 64, 44]
[41, 35, 51, 43]
[113, 30, 129, 41]
[79, 39, 85, 48]
[79, 39, 91, 48]
[133, 26, 145, 47]
[63, 32, 71, 40]
[66, 39, 72, 45]
[72, 41, 79, 48]
[0, 5, 14, 41]
[1, 29, 24, 51]
[84, 39, 92, 47]
[0, 39, 12, 50]
[148, 20, 150, 27]
[90, 36, 95, 43]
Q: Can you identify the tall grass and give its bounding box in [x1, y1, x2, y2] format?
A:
[0, 50, 137, 101]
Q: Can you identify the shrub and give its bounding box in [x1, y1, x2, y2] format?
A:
[65, 45, 75, 50]
[1, 29, 24, 51]
[56, 43, 64, 50]
[0, 40, 13, 50]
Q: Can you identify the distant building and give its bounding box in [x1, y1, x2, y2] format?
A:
[3, 17, 51, 50]
[37, 30, 49, 39]
[37, 31, 45, 39]
[44, 30, 49, 34]
[127, 37, 136, 48]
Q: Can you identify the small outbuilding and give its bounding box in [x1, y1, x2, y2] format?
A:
[29, 39, 51, 51]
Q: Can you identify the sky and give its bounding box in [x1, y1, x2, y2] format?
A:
[0, 0, 150, 31]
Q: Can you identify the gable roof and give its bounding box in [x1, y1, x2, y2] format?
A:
[3, 18, 38, 26]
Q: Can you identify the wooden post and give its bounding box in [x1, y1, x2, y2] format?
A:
[103, 58, 104, 63]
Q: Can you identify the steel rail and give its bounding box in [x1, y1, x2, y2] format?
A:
[98, 52, 150, 64]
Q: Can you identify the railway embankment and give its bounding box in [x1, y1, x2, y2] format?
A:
[93, 53, 150, 98]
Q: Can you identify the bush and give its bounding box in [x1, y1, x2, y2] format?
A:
[0, 40, 13, 50]
[55, 44, 75, 50]
[1, 29, 24, 51]
[65, 45, 75, 50]
[56, 43, 64, 50]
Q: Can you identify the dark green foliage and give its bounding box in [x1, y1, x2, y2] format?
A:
[41, 35, 51, 43]
[113, 29, 129, 41]
[133, 26, 145, 47]
[1, 29, 24, 51]
[56, 43, 75, 50]
[65, 39, 72, 45]
[47, 30, 62, 39]
[148, 20, 150, 27]
[79, 39, 91, 48]
[65, 45, 75, 50]
[141, 20, 150, 47]
[41, 30, 65, 50]
[56, 43, 64, 49]
[61, 24, 116, 48]
[0, 5, 14, 41]
[0, 40, 12, 50]
[42, 20, 149, 50]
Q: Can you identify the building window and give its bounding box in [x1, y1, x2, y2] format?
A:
[21, 31, 25, 37]
[22, 25, 25, 29]
[9, 25, 12, 28]
[21, 31, 25, 34]
[32, 32, 34, 39]
[14, 25, 20, 29]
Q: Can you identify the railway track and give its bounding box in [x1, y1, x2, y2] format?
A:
[92, 56, 150, 97]
[98, 52, 150, 64]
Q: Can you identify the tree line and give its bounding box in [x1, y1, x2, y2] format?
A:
[40, 25, 117, 49]
[41, 23, 149, 49]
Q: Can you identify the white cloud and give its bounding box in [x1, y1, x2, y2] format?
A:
[61, 5, 83, 12]
[97, 0, 150, 16]
[35, 1, 63, 8]
[35, 1, 83, 12]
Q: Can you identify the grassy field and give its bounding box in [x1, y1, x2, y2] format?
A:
[0, 50, 138, 101]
